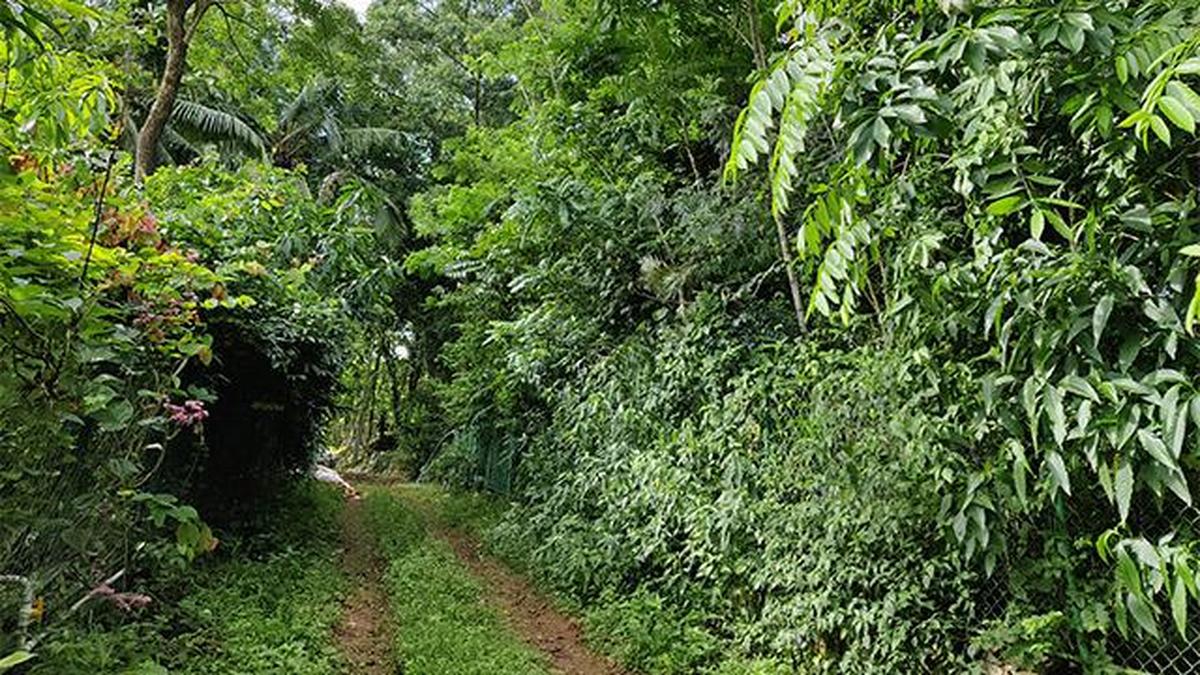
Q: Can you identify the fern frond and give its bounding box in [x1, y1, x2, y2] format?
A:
[161, 126, 200, 159]
[769, 49, 830, 218]
[724, 65, 783, 183]
[320, 114, 344, 154]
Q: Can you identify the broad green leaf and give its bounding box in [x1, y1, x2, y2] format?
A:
[882, 104, 926, 125]
[1182, 562, 1199, 599]
[1099, 459, 1114, 502]
[1115, 595, 1130, 637]
[1045, 385, 1067, 446]
[871, 117, 891, 146]
[1022, 376, 1040, 430]
[1117, 549, 1143, 591]
[970, 505, 988, 549]
[1171, 406, 1188, 460]
[1115, 460, 1133, 523]
[1093, 295, 1113, 348]
[1179, 58, 1200, 75]
[1119, 109, 1148, 129]
[986, 195, 1024, 217]
[1138, 429, 1178, 472]
[1060, 374, 1099, 402]
[1013, 454, 1028, 507]
[1128, 592, 1161, 638]
[1149, 114, 1172, 145]
[1159, 96, 1196, 134]
[1059, 23, 1085, 53]
[952, 511, 967, 542]
[1167, 81, 1200, 115]
[1174, 575, 1189, 640]
[0, 652, 34, 672]
[94, 399, 135, 432]
[1076, 400, 1093, 441]
[1046, 451, 1071, 496]
[1188, 281, 1200, 334]
[1165, 471, 1192, 507]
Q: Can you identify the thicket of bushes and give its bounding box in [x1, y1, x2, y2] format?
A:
[401, 0, 1200, 671]
[0, 157, 347, 656]
[1, 0, 412, 662]
[466, 304, 986, 672]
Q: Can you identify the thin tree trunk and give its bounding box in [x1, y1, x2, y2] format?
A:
[362, 344, 383, 448]
[384, 336, 402, 431]
[746, 0, 767, 71]
[134, 0, 210, 182]
[474, 76, 482, 126]
[774, 211, 807, 332]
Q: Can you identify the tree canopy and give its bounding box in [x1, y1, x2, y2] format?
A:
[5, 0, 1200, 671]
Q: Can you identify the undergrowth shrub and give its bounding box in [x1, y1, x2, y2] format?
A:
[582, 589, 722, 673]
[1, 159, 226, 659]
[142, 163, 346, 517]
[1, 157, 347, 662]
[481, 298, 979, 672]
[29, 483, 346, 674]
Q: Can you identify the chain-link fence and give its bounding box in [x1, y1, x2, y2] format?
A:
[469, 422, 516, 495]
[969, 492, 1200, 674]
[472, 432, 1200, 673]
[1105, 494, 1200, 674]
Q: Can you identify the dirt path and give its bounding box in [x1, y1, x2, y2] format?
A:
[391, 486, 625, 675]
[437, 529, 624, 675]
[334, 497, 396, 674]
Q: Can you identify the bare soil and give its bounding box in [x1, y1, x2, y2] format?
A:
[431, 517, 626, 675]
[334, 497, 396, 674]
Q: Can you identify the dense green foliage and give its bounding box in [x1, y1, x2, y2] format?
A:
[394, 0, 1200, 671]
[0, 0, 354, 663]
[8, 0, 1200, 671]
[484, 336, 978, 672]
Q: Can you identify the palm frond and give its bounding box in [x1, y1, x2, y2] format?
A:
[342, 127, 413, 157]
[279, 79, 343, 128]
[320, 113, 344, 155]
[171, 99, 267, 158]
[161, 126, 200, 160]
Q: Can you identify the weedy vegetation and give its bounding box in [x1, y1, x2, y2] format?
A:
[6, 0, 1200, 672]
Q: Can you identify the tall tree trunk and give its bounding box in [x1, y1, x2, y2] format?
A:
[360, 343, 383, 449]
[384, 336, 402, 431]
[134, 0, 209, 183]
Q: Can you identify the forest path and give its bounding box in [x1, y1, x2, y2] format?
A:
[334, 496, 397, 674]
[379, 482, 626, 675]
[433, 526, 625, 675]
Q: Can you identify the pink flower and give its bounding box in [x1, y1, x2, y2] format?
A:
[90, 584, 152, 612]
[164, 399, 209, 427]
[137, 214, 158, 234]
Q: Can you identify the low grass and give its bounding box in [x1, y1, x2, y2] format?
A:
[361, 486, 548, 675]
[423, 486, 795, 675]
[29, 483, 347, 675]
